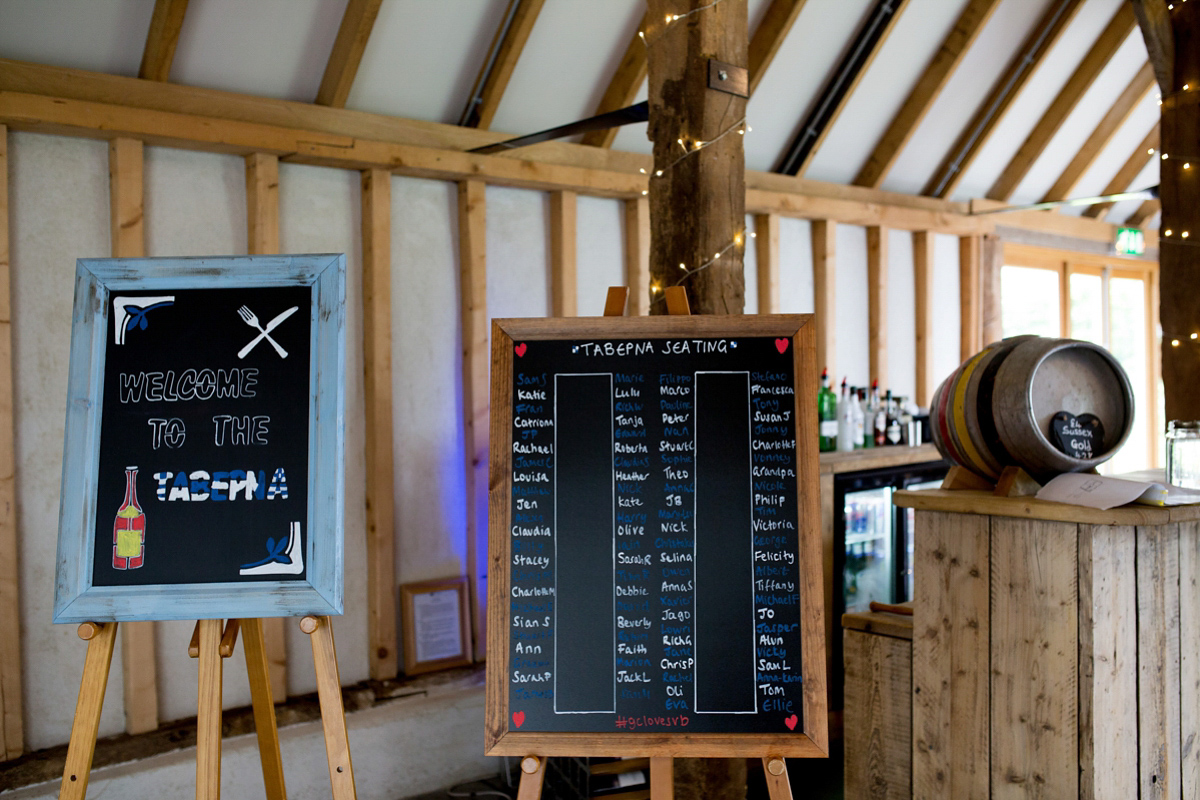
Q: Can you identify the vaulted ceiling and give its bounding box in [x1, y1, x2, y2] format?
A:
[0, 0, 1163, 228]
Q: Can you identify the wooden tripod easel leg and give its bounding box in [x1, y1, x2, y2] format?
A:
[649, 757, 673, 800]
[762, 757, 793, 800]
[516, 755, 546, 800]
[301, 616, 357, 800]
[241, 618, 287, 800]
[196, 619, 224, 800]
[60, 621, 118, 800]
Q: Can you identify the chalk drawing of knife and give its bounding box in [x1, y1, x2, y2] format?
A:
[238, 306, 299, 359]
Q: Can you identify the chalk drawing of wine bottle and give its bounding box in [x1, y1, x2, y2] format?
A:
[113, 466, 145, 569]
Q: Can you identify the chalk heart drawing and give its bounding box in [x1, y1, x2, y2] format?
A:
[512, 711, 525, 728]
[514, 343, 527, 357]
[784, 714, 798, 731]
[775, 338, 790, 354]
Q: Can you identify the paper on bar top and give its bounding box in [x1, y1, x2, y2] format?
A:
[1037, 471, 1200, 510]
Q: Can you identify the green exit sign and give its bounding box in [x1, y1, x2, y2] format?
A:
[1116, 227, 1145, 256]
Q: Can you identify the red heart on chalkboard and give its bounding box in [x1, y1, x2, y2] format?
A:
[775, 338, 789, 354]
[784, 714, 798, 730]
[513, 711, 525, 728]
[514, 343, 527, 357]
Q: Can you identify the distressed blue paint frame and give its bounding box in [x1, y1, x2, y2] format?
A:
[54, 254, 346, 623]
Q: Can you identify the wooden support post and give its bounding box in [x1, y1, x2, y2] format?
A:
[244, 152, 288, 700]
[958, 235, 981, 360]
[361, 167, 398, 680]
[241, 619, 286, 800]
[624, 196, 651, 315]
[301, 616, 357, 800]
[195, 618, 223, 800]
[913, 230, 934, 406]
[1153, 0, 1200, 420]
[0, 124, 21, 763]
[867, 225, 887, 387]
[980, 232, 1002, 346]
[109, 136, 160, 736]
[458, 180, 489, 658]
[59, 622, 118, 800]
[549, 190, 577, 317]
[646, 0, 748, 315]
[812, 219, 836, 379]
[755, 213, 780, 314]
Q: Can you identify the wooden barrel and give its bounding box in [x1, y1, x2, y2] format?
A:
[930, 336, 1133, 482]
[991, 337, 1134, 480]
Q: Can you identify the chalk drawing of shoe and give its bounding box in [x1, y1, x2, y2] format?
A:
[239, 521, 304, 576]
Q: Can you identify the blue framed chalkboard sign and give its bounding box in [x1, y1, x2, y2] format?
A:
[485, 314, 828, 759]
[54, 254, 345, 623]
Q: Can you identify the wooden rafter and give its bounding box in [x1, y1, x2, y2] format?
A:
[987, 3, 1137, 202]
[854, 0, 1001, 189]
[1083, 122, 1159, 219]
[1132, 0, 1174, 92]
[748, 0, 808, 96]
[462, 0, 546, 130]
[581, 11, 649, 149]
[1041, 62, 1156, 203]
[778, 0, 912, 177]
[923, 0, 1084, 199]
[138, 0, 189, 82]
[1127, 197, 1160, 227]
[315, 0, 383, 108]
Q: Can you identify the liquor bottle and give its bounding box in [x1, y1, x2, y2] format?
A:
[885, 390, 902, 445]
[818, 368, 838, 452]
[873, 382, 887, 447]
[113, 466, 145, 569]
[858, 388, 873, 448]
[837, 378, 855, 452]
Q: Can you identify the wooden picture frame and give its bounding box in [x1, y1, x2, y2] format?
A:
[54, 254, 346, 623]
[485, 314, 828, 758]
[400, 576, 473, 675]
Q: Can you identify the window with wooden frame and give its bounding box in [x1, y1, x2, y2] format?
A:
[1000, 244, 1161, 473]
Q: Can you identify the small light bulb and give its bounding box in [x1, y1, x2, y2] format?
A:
[1186, 163, 1192, 169]
[1166, 229, 1174, 236]
[1163, 153, 1169, 160]
[1149, 148, 1156, 155]
[714, 252, 721, 259]
[738, 129, 745, 135]
[1169, 3, 1174, 8]
[693, 141, 704, 149]
[1184, 231, 1191, 238]
[641, 190, 648, 196]
[679, 263, 686, 270]
[651, 285, 660, 294]
[746, 125, 752, 132]
[665, 14, 672, 22]
[1186, 83, 1191, 90]
[638, 31, 645, 40]
[639, 168, 646, 174]
[1190, 333, 1197, 340]
[749, 231, 757, 238]
[656, 170, 663, 176]
[734, 232, 743, 245]
[1173, 339, 1181, 347]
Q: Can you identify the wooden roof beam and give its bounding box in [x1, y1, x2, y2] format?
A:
[1132, 0, 1174, 92]
[748, 0, 808, 95]
[581, 11, 649, 149]
[1083, 122, 1159, 219]
[460, 0, 546, 130]
[987, 3, 1137, 202]
[777, 0, 912, 177]
[138, 0, 189, 82]
[315, 0, 383, 108]
[1126, 197, 1160, 227]
[922, 0, 1083, 198]
[854, 0, 1001, 188]
[1041, 62, 1156, 203]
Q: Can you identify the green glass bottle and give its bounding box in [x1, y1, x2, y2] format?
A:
[818, 368, 838, 452]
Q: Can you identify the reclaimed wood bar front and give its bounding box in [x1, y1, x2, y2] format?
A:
[895, 489, 1200, 800]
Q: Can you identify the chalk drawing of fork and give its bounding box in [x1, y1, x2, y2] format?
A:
[237, 305, 297, 359]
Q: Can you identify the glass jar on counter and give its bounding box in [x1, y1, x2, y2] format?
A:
[1166, 420, 1200, 488]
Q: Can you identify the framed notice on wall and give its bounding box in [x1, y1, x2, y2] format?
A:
[485, 315, 828, 758]
[53, 254, 345, 623]
[400, 577, 472, 675]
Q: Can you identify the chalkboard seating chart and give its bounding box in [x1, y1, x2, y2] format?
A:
[487, 316, 827, 758]
[55, 255, 346, 624]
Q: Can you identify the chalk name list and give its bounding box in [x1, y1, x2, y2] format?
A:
[507, 336, 805, 736]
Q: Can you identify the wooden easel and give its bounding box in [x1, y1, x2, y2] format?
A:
[60, 615, 357, 800]
[514, 286, 795, 800]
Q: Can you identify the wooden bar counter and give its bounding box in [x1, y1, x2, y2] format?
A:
[894, 489, 1200, 800]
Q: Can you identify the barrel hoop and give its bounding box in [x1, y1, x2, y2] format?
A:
[952, 348, 1000, 479]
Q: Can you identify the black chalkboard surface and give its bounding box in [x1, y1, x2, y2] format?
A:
[54, 255, 345, 624]
[486, 315, 827, 759]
